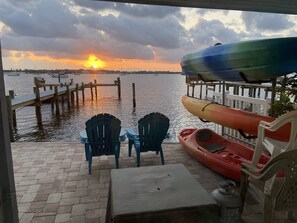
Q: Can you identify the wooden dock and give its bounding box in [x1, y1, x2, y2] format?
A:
[6, 77, 121, 141]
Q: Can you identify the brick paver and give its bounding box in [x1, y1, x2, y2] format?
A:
[11, 142, 264, 222]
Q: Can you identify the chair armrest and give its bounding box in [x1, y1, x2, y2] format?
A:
[242, 162, 259, 174]
[258, 111, 297, 132]
[242, 157, 287, 182]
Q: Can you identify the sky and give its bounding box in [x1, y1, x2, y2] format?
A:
[1, 0, 297, 71]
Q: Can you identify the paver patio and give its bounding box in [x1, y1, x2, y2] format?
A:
[11, 142, 265, 223]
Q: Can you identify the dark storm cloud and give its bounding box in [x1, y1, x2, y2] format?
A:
[71, 0, 180, 18]
[241, 12, 293, 31]
[1, 0, 79, 38]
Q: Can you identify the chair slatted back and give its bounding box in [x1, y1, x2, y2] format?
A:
[86, 113, 121, 156]
[275, 150, 297, 210]
[138, 112, 169, 152]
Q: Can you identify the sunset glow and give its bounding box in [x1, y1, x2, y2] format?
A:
[83, 55, 106, 69]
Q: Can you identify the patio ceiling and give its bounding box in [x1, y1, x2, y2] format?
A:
[94, 0, 297, 15]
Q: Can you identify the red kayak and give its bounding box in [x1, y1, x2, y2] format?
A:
[178, 128, 270, 181]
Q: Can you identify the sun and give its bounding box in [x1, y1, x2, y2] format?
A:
[84, 55, 106, 69]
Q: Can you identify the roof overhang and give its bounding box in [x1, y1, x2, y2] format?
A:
[93, 0, 297, 15]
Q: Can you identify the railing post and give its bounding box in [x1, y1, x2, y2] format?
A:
[264, 98, 271, 116]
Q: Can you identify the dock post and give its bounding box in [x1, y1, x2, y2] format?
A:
[90, 82, 93, 100]
[132, 83, 136, 108]
[66, 85, 70, 109]
[71, 91, 75, 106]
[5, 95, 14, 142]
[54, 86, 60, 115]
[192, 85, 195, 97]
[75, 84, 79, 104]
[34, 87, 42, 125]
[117, 77, 121, 100]
[82, 82, 85, 102]
[8, 90, 16, 128]
[94, 79, 98, 99]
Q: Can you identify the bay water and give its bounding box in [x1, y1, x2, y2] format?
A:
[4, 72, 211, 142]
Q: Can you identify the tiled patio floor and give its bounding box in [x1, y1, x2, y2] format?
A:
[11, 142, 263, 223]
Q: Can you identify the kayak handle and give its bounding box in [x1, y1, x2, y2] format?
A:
[238, 129, 257, 139]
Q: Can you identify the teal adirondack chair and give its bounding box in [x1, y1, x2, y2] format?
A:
[127, 112, 170, 167]
[85, 113, 121, 174]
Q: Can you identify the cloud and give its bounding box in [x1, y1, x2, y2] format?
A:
[96, 14, 184, 49]
[2, 0, 297, 70]
[241, 12, 293, 32]
[189, 18, 244, 50]
[1, 0, 79, 38]
[71, 0, 180, 18]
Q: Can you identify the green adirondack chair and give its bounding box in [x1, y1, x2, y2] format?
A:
[85, 113, 121, 174]
[127, 112, 170, 167]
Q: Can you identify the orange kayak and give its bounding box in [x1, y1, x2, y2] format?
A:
[178, 128, 270, 181]
[182, 95, 290, 142]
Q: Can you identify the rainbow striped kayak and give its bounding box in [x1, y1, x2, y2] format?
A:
[181, 37, 297, 82]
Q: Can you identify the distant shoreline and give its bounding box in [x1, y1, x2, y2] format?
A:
[4, 69, 181, 75]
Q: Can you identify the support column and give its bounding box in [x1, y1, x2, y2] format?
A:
[0, 41, 19, 223]
[8, 90, 16, 128]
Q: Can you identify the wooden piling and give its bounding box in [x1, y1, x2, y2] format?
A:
[75, 84, 79, 104]
[71, 91, 75, 106]
[82, 82, 85, 102]
[117, 77, 121, 99]
[90, 82, 93, 100]
[132, 83, 136, 108]
[8, 90, 16, 128]
[34, 87, 42, 125]
[94, 79, 98, 99]
[66, 85, 70, 109]
[5, 95, 14, 142]
[54, 86, 60, 115]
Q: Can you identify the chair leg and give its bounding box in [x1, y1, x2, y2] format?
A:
[115, 145, 120, 169]
[84, 143, 89, 161]
[88, 146, 93, 175]
[239, 172, 248, 213]
[128, 139, 133, 157]
[263, 196, 275, 223]
[160, 149, 164, 165]
[135, 144, 141, 167]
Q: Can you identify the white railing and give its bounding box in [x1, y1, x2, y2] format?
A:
[213, 91, 271, 146]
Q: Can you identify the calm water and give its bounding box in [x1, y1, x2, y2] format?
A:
[4, 72, 212, 142]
